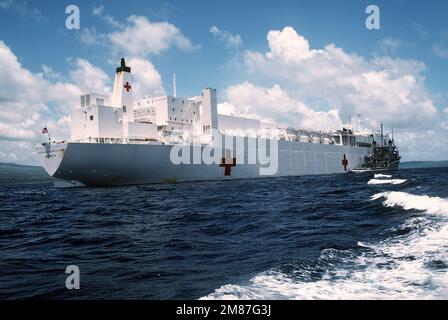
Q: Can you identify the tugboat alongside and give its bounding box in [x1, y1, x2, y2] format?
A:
[352, 124, 401, 172]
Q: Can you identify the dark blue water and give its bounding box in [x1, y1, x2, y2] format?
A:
[1, 168, 447, 299]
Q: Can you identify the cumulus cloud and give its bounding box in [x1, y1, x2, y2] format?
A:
[217, 26, 447, 160]
[0, 41, 166, 164]
[242, 26, 437, 131]
[209, 26, 243, 49]
[126, 57, 164, 97]
[68, 58, 111, 94]
[0, 42, 84, 162]
[41, 64, 62, 81]
[217, 102, 237, 115]
[222, 82, 342, 132]
[0, 42, 163, 164]
[109, 15, 197, 57]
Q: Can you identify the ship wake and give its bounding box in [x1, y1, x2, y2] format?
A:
[201, 191, 448, 300]
[367, 178, 407, 185]
[374, 174, 392, 179]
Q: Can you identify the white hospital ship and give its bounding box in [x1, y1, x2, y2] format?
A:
[36, 59, 400, 187]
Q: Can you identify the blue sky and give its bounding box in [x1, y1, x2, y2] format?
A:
[1, 0, 448, 163]
[2, 0, 448, 95]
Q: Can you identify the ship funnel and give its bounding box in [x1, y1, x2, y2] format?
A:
[111, 58, 134, 123]
[116, 58, 131, 73]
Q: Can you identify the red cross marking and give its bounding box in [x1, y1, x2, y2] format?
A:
[124, 82, 132, 92]
[342, 154, 349, 171]
[220, 150, 236, 176]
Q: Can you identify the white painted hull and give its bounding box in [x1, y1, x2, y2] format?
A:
[36, 139, 370, 187]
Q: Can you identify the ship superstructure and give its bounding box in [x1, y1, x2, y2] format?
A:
[36, 59, 399, 187]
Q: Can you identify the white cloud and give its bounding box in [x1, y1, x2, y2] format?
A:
[41, 64, 62, 81]
[217, 26, 447, 160]
[264, 26, 319, 63]
[433, 43, 448, 59]
[68, 58, 111, 94]
[92, 5, 124, 29]
[127, 58, 164, 98]
[217, 102, 237, 115]
[413, 22, 428, 38]
[0, 41, 168, 164]
[0, 0, 45, 21]
[109, 15, 197, 57]
[432, 30, 448, 59]
[0, 41, 82, 144]
[0, 42, 112, 163]
[396, 128, 448, 161]
[223, 82, 342, 132]
[378, 37, 402, 55]
[77, 27, 107, 46]
[209, 26, 243, 49]
[243, 26, 437, 131]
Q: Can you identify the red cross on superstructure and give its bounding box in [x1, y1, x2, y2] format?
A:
[342, 154, 349, 171]
[220, 150, 236, 176]
[124, 82, 132, 92]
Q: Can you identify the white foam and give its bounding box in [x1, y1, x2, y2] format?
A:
[202, 223, 448, 300]
[368, 179, 406, 185]
[201, 192, 448, 300]
[372, 191, 448, 215]
[374, 174, 392, 179]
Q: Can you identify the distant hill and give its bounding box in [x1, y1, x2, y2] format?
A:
[400, 160, 448, 169]
[0, 162, 52, 185]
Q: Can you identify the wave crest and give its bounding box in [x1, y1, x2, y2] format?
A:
[374, 174, 392, 178]
[368, 179, 406, 185]
[372, 191, 448, 215]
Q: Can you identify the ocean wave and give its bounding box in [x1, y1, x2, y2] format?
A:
[202, 192, 448, 300]
[368, 179, 407, 185]
[374, 174, 392, 179]
[372, 191, 448, 215]
[202, 222, 448, 300]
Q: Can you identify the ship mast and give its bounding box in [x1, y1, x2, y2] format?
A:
[381, 124, 384, 147]
[173, 73, 177, 97]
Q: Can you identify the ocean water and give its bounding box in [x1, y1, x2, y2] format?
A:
[0, 167, 447, 299]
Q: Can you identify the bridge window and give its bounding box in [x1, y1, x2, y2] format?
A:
[90, 115, 94, 121]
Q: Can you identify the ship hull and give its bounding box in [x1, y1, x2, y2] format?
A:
[36, 140, 370, 187]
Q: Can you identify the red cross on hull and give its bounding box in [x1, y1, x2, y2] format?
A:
[342, 154, 349, 171]
[220, 157, 236, 176]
